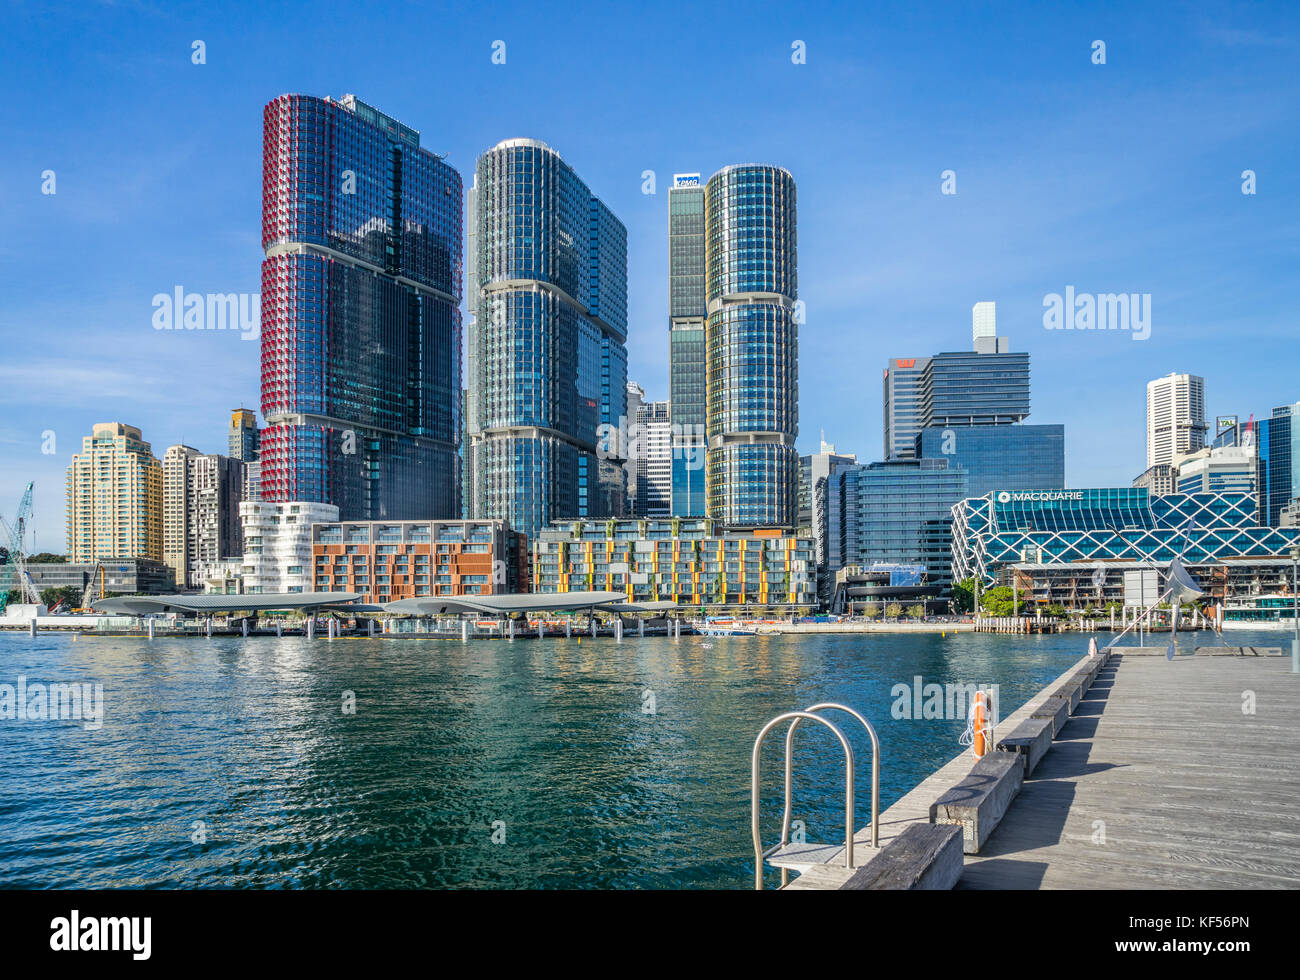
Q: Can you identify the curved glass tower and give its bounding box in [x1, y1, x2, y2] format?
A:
[704, 164, 798, 527]
[260, 93, 462, 519]
[468, 139, 628, 539]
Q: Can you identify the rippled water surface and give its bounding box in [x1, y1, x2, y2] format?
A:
[1, 628, 1269, 888]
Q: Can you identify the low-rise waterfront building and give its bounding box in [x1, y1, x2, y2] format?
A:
[532, 518, 815, 609]
[25, 558, 175, 597]
[1000, 557, 1300, 613]
[240, 500, 339, 594]
[311, 519, 526, 603]
[952, 487, 1300, 585]
[829, 563, 944, 615]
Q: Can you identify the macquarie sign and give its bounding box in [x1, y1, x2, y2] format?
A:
[995, 490, 1085, 504]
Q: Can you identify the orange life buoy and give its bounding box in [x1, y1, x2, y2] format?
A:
[973, 691, 988, 758]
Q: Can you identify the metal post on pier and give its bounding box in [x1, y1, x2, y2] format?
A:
[508, 618, 515, 642]
[538, 621, 544, 641]
[368, 618, 375, 637]
[276, 619, 282, 638]
[206, 617, 212, 639]
[1291, 546, 1299, 673]
[242, 618, 248, 638]
[29, 617, 37, 637]
[615, 618, 623, 642]
[462, 618, 469, 643]
[565, 619, 571, 639]
[638, 618, 644, 638]
[591, 617, 597, 639]
[306, 618, 314, 640]
[147, 617, 155, 640]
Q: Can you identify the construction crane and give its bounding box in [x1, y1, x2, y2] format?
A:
[0, 482, 40, 613]
[79, 562, 106, 612]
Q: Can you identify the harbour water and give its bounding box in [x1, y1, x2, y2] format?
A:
[0, 628, 1281, 889]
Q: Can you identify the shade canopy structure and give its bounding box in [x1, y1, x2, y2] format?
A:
[382, 591, 651, 617]
[92, 592, 368, 616]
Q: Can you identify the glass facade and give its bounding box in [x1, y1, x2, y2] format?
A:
[882, 357, 931, 459]
[1258, 404, 1300, 527]
[824, 459, 968, 593]
[259, 94, 462, 520]
[915, 423, 1064, 498]
[921, 350, 1030, 426]
[704, 165, 798, 526]
[669, 178, 707, 517]
[952, 487, 1300, 582]
[468, 139, 627, 540]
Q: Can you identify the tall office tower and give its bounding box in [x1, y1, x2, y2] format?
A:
[972, 301, 996, 348]
[468, 138, 628, 540]
[1257, 403, 1300, 526]
[260, 94, 463, 520]
[163, 446, 247, 589]
[704, 164, 798, 527]
[66, 423, 163, 563]
[800, 437, 857, 599]
[635, 400, 672, 517]
[882, 356, 932, 459]
[799, 436, 856, 527]
[1146, 372, 1206, 469]
[921, 348, 1030, 426]
[624, 381, 646, 510]
[228, 408, 259, 461]
[669, 173, 708, 517]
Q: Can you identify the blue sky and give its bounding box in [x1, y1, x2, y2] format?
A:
[1, 0, 1297, 551]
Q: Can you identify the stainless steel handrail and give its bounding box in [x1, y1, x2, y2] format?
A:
[776, 702, 880, 886]
[751, 711, 855, 891]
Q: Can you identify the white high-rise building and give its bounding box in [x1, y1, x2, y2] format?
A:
[972, 301, 996, 347]
[635, 400, 672, 517]
[240, 500, 339, 594]
[1147, 373, 1207, 469]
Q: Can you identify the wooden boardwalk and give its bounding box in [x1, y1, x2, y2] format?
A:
[959, 653, 1300, 888]
[787, 650, 1300, 890]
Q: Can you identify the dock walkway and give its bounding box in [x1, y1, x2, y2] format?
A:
[786, 651, 1300, 889]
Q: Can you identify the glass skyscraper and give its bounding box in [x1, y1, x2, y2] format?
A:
[1257, 403, 1300, 526]
[704, 164, 798, 527]
[260, 94, 462, 520]
[467, 139, 627, 540]
[669, 174, 707, 517]
[915, 423, 1064, 498]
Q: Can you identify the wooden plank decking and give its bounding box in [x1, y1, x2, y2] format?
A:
[959, 654, 1300, 889]
[785, 651, 1300, 890]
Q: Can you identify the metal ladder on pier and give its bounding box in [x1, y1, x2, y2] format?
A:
[751, 703, 880, 889]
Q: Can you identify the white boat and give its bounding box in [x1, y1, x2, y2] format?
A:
[693, 617, 758, 636]
[1221, 594, 1300, 630]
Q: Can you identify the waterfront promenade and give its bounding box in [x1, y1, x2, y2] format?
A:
[786, 647, 1300, 889]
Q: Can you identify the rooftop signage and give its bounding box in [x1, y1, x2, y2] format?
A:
[673, 173, 701, 187]
[995, 490, 1086, 503]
